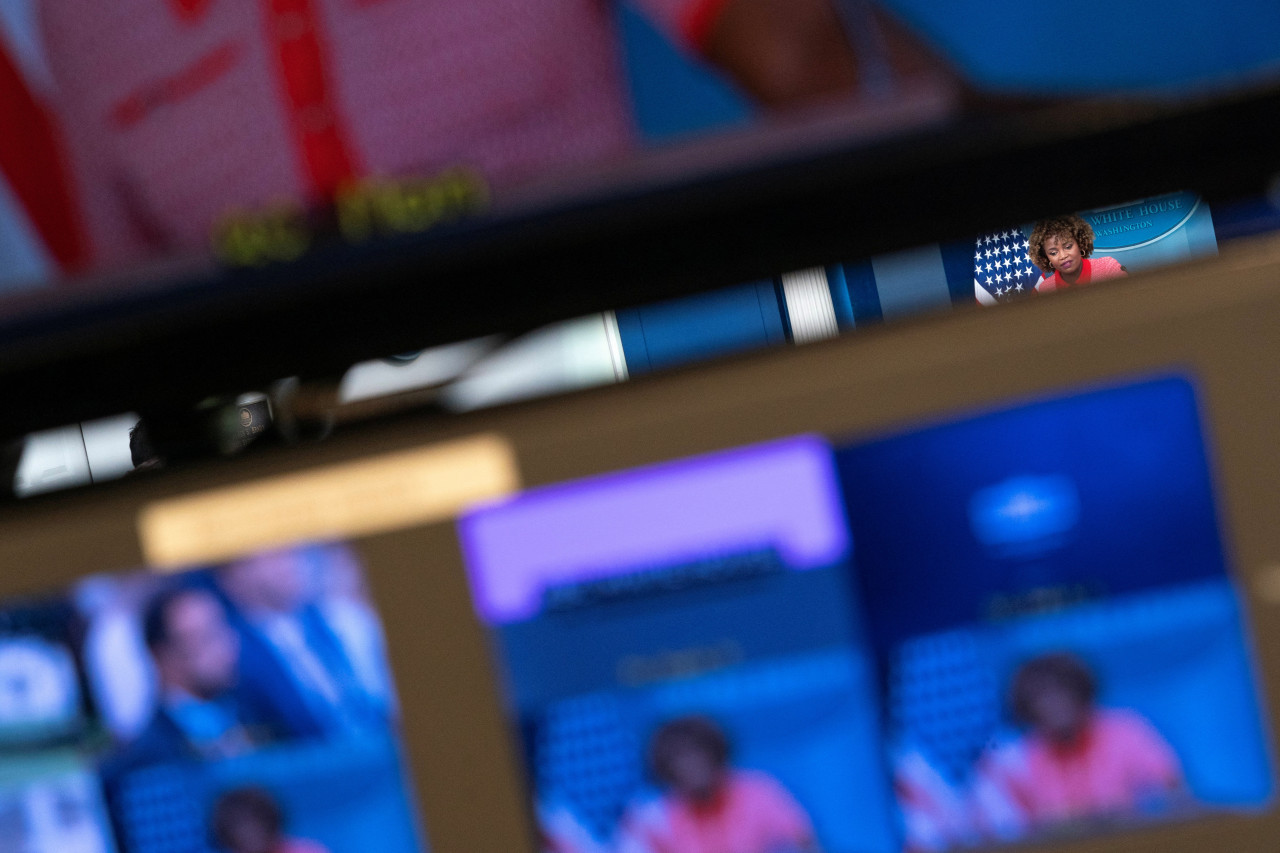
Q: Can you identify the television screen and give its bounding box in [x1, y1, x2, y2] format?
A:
[2, 0, 1280, 292]
[0, 541, 425, 853]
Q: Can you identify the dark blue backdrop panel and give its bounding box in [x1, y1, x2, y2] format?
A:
[884, 0, 1280, 92]
[1210, 196, 1280, 242]
[500, 565, 860, 710]
[616, 281, 785, 375]
[615, 4, 754, 142]
[940, 238, 981, 304]
[824, 265, 857, 328]
[834, 260, 883, 327]
[836, 376, 1230, 649]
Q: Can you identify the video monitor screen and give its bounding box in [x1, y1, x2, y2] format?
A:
[0, 183, 1227, 503]
[840, 377, 1271, 850]
[457, 375, 1272, 852]
[2, 0, 1280, 294]
[0, 541, 424, 853]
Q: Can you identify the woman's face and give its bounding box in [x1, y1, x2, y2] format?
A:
[1043, 233, 1083, 276]
[223, 818, 276, 853]
[665, 743, 723, 803]
[1026, 681, 1091, 743]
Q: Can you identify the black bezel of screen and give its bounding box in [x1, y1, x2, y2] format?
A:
[0, 85, 1278, 437]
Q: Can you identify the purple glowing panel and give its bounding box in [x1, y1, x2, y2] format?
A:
[457, 436, 850, 625]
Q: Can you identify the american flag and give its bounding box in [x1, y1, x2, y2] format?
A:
[973, 228, 1042, 305]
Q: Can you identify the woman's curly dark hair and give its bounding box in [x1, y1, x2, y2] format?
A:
[1009, 652, 1097, 727]
[1028, 215, 1095, 273]
[649, 716, 731, 787]
[210, 788, 284, 851]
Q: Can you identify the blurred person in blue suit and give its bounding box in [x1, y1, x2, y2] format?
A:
[218, 548, 388, 741]
[105, 585, 294, 774]
[313, 543, 397, 714]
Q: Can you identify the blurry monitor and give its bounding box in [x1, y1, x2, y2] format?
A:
[1, 0, 1276, 288]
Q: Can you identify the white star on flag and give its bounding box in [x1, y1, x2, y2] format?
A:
[975, 226, 1042, 305]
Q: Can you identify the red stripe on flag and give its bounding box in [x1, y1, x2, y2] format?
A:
[264, 0, 361, 201]
[0, 45, 89, 271]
